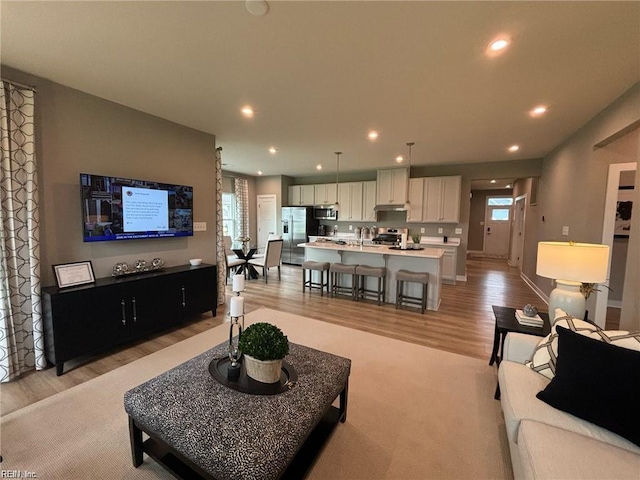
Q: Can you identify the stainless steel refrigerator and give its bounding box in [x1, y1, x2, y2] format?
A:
[281, 207, 319, 265]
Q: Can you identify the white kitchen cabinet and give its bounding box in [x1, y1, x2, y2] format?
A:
[337, 182, 364, 221]
[406, 178, 424, 223]
[441, 246, 458, 284]
[424, 175, 461, 223]
[288, 185, 315, 206]
[407, 175, 461, 223]
[376, 168, 408, 205]
[314, 184, 337, 205]
[362, 181, 377, 222]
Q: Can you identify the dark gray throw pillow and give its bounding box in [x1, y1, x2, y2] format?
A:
[536, 325, 640, 447]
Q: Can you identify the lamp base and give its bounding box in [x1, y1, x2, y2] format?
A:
[548, 280, 585, 321]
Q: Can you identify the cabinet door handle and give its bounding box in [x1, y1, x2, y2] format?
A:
[132, 297, 137, 322]
[181, 286, 186, 307]
[121, 299, 127, 325]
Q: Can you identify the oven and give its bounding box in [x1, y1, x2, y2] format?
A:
[372, 227, 407, 245]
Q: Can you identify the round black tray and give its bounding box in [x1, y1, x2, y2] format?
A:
[388, 246, 425, 251]
[208, 357, 297, 395]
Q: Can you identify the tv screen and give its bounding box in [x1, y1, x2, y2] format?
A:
[80, 173, 194, 242]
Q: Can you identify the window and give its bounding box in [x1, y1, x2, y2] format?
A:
[222, 193, 238, 240]
[487, 197, 514, 206]
[491, 209, 510, 221]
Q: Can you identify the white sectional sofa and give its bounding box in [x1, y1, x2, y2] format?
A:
[498, 331, 640, 479]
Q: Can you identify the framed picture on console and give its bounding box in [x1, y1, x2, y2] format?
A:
[52, 260, 96, 289]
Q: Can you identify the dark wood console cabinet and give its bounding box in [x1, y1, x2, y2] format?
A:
[42, 264, 217, 375]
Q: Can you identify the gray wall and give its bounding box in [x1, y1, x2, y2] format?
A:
[524, 82, 640, 326]
[3, 67, 218, 286]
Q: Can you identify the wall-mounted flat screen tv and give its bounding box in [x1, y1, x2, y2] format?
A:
[80, 173, 194, 242]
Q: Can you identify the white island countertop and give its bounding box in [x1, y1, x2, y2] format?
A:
[299, 242, 445, 259]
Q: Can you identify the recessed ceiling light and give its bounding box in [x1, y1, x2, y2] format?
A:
[487, 36, 511, 56]
[316, 164, 323, 171]
[245, 0, 269, 16]
[241, 106, 254, 118]
[368, 130, 379, 140]
[505, 184, 512, 189]
[257, 170, 263, 176]
[395, 155, 404, 163]
[490, 179, 497, 184]
[268, 147, 277, 154]
[508, 145, 520, 152]
[530, 105, 548, 117]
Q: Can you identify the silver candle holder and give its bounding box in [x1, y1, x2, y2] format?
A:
[227, 274, 245, 380]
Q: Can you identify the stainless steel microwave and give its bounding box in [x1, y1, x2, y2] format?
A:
[313, 207, 337, 220]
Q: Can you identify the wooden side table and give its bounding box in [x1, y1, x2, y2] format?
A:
[490, 305, 551, 399]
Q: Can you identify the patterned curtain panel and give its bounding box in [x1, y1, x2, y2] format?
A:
[234, 177, 249, 241]
[215, 147, 225, 306]
[0, 82, 44, 382]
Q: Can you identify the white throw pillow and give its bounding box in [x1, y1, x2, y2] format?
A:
[526, 309, 600, 379]
[585, 330, 640, 353]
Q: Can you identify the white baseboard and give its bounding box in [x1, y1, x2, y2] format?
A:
[456, 274, 467, 282]
[607, 301, 622, 309]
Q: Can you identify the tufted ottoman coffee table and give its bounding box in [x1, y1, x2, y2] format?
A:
[124, 341, 351, 480]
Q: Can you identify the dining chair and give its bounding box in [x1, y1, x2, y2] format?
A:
[248, 239, 283, 283]
[224, 235, 246, 283]
[252, 233, 282, 258]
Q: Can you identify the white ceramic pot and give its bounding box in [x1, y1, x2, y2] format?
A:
[243, 355, 282, 384]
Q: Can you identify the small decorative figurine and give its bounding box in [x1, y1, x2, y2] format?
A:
[523, 304, 538, 317]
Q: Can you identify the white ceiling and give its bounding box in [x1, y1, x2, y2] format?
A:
[2, 1, 639, 178]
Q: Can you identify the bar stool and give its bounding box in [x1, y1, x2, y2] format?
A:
[330, 263, 357, 300]
[355, 265, 386, 305]
[302, 261, 330, 296]
[395, 269, 429, 314]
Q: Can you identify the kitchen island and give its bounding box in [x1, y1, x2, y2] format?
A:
[300, 242, 444, 311]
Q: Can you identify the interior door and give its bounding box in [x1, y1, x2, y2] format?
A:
[509, 196, 526, 267]
[257, 195, 277, 253]
[484, 197, 512, 256]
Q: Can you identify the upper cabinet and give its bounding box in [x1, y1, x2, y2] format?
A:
[406, 178, 425, 222]
[288, 184, 315, 206]
[287, 181, 377, 220]
[337, 182, 364, 221]
[376, 168, 408, 205]
[407, 175, 461, 223]
[314, 184, 337, 206]
[362, 181, 377, 222]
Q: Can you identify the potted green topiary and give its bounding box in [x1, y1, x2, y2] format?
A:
[238, 322, 289, 383]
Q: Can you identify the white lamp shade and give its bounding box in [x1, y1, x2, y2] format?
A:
[536, 242, 609, 283]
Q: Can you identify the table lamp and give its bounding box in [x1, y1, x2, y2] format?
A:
[536, 241, 609, 321]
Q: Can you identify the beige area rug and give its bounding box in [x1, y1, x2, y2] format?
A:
[1, 307, 512, 480]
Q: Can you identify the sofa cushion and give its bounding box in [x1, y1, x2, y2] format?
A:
[517, 420, 640, 480]
[537, 326, 640, 447]
[526, 312, 599, 379]
[498, 360, 640, 454]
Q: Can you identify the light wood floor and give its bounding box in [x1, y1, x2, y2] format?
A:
[0, 257, 619, 416]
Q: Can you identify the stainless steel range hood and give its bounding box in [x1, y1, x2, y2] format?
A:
[374, 204, 407, 212]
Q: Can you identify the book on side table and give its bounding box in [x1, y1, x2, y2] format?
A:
[515, 309, 544, 327]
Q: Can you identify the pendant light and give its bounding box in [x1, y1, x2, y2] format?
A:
[333, 151, 342, 212]
[403, 142, 414, 210]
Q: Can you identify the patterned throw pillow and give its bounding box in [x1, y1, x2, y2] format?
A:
[585, 330, 640, 352]
[526, 310, 600, 379]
